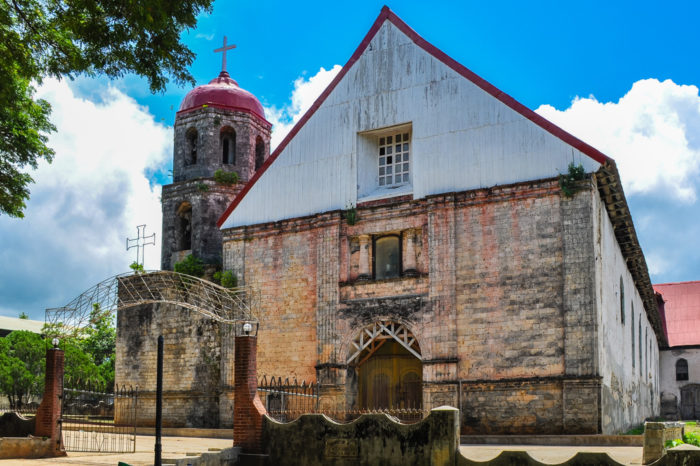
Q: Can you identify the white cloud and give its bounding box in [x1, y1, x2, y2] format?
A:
[536, 79, 700, 202]
[536, 79, 700, 282]
[265, 65, 342, 149]
[0, 79, 170, 319]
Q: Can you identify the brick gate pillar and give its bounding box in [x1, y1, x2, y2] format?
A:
[34, 346, 66, 457]
[234, 334, 267, 453]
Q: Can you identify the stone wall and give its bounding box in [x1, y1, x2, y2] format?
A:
[262, 406, 459, 466]
[221, 178, 615, 433]
[115, 281, 232, 427]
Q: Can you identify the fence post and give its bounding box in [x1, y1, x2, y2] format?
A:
[34, 345, 66, 457]
[234, 334, 267, 453]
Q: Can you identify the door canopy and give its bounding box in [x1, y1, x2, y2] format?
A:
[348, 320, 421, 365]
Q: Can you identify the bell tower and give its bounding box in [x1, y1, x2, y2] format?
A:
[161, 39, 271, 270]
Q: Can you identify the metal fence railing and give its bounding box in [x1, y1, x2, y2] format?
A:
[257, 376, 426, 424]
[61, 384, 138, 453]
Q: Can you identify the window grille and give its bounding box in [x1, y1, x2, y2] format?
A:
[677, 359, 689, 381]
[378, 132, 410, 188]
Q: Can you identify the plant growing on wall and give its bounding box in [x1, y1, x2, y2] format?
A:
[129, 261, 144, 273]
[196, 182, 210, 192]
[213, 270, 238, 288]
[558, 162, 586, 198]
[345, 203, 358, 226]
[174, 254, 205, 277]
[214, 169, 239, 185]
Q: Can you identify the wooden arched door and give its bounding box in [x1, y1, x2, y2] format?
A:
[357, 340, 422, 410]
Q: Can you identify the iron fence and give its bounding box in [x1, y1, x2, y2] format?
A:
[0, 397, 41, 417]
[257, 376, 426, 424]
[61, 383, 138, 453]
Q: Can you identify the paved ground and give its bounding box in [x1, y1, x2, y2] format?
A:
[0, 437, 644, 465]
[0, 435, 232, 465]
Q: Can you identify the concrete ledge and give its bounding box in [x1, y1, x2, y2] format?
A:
[135, 427, 232, 439]
[461, 435, 643, 446]
[167, 446, 238, 466]
[0, 436, 63, 459]
[457, 450, 626, 466]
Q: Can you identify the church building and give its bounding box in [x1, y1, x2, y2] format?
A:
[116, 7, 664, 434]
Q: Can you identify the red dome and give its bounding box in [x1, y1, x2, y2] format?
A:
[178, 71, 266, 120]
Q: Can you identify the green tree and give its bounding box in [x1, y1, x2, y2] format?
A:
[0, 331, 45, 409]
[78, 304, 116, 388]
[18, 312, 28, 319]
[0, 0, 214, 217]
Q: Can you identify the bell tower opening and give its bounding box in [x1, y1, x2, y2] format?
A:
[255, 136, 265, 170]
[221, 127, 236, 165]
[186, 129, 198, 166]
[175, 202, 192, 251]
[348, 321, 422, 411]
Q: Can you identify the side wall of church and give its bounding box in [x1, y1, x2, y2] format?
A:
[594, 186, 660, 433]
[222, 178, 610, 434]
[115, 278, 233, 428]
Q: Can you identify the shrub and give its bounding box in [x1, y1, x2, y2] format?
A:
[174, 255, 205, 277]
[214, 169, 239, 185]
[213, 270, 238, 288]
[559, 162, 586, 198]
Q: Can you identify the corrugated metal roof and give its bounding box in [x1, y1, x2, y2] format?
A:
[654, 281, 700, 347]
[0, 315, 45, 334]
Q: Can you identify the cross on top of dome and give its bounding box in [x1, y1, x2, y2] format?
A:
[214, 36, 236, 73]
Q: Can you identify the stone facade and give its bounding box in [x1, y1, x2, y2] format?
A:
[161, 106, 271, 270]
[220, 178, 636, 434]
[115, 77, 271, 427]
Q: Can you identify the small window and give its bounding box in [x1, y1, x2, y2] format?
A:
[221, 128, 236, 164]
[378, 132, 410, 188]
[631, 310, 635, 370]
[186, 129, 198, 166]
[638, 318, 642, 371]
[373, 235, 401, 280]
[255, 136, 265, 170]
[676, 359, 689, 381]
[620, 277, 625, 324]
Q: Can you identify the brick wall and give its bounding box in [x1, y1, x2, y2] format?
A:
[220, 178, 602, 433]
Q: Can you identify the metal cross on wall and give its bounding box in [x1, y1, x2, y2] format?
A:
[126, 224, 156, 267]
[214, 36, 236, 73]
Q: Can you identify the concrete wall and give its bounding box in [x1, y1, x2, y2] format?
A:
[660, 347, 700, 418]
[593, 185, 660, 433]
[115, 288, 234, 428]
[262, 407, 459, 466]
[222, 20, 601, 229]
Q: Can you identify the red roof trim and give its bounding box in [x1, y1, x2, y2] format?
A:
[217, 5, 612, 228]
[176, 104, 271, 129]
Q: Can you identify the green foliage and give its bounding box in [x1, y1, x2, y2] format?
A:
[129, 261, 144, 273]
[18, 312, 28, 319]
[345, 204, 358, 226]
[666, 438, 685, 448]
[624, 425, 644, 435]
[213, 270, 237, 288]
[558, 162, 587, 198]
[0, 0, 214, 217]
[684, 431, 700, 447]
[0, 331, 45, 408]
[76, 304, 116, 388]
[213, 169, 239, 185]
[196, 182, 210, 192]
[174, 254, 205, 277]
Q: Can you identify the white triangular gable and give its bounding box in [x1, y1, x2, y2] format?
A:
[221, 18, 601, 229]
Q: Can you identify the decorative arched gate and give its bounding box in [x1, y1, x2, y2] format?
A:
[44, 270, 257, 453]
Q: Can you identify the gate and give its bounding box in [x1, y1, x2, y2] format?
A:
[61, 384, 138, 453]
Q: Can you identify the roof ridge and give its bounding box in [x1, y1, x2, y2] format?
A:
[217, 6, 613, 228]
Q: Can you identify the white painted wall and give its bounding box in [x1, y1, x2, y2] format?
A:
[221, 20, 601, 229]
[660, 348, 700, 402]
[594, 188, 660, 432]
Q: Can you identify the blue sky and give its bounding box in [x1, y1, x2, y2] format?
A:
[2, 0, 700, 319]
